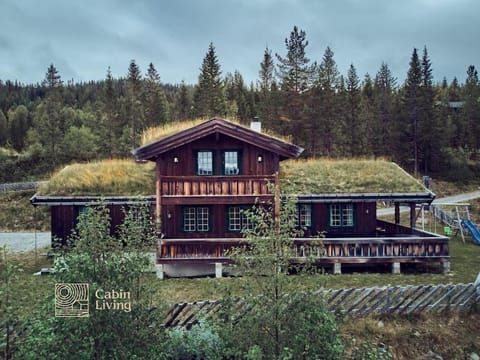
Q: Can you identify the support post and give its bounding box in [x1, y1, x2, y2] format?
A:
[333, 262, 342, 275]
[395, 203, 400, 225]
[409, 203, 416, 229]
[155, 264, 164, 280]
[441, 261, 450, 274]
[156, 161, 162, 227]
[474, 272, 480, 297]
[215, 263, 223, 278]
[392, 262, 401, 274]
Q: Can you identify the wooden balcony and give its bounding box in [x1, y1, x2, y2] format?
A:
[159, 175, 275, 197]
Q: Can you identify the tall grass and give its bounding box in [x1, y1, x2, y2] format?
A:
[37, 159, 155, 196]
[280, 158, 427, 194]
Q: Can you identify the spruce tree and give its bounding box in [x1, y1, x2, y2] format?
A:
[258, 47, 276, 130]
[463, 65, 480, 153]
[275, 26, 314, 147]
[401, 48, 422, 176]
[34, 64, 64, 165]
[418, 46, 440, 172]
[193, 42, 226, 118]
[126, 59, 144, 148]
[102, 67, 119, 157]
[225, 70, 248, 122]
[176, 81, 191, 121]
[312, 46, 340, 156]
[343, 64, 362, 156]
[373, 62, 397, 158]
[144, 63, 168, 127]
[360, 73, 376, 156]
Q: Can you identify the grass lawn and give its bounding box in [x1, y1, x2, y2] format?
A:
[4, 236, 480, 360]
[4, 232, 480, 308]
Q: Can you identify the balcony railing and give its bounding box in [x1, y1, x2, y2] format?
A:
[159, 175, 275, 197]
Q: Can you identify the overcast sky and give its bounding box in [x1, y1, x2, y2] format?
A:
[0, 0, 478, 86]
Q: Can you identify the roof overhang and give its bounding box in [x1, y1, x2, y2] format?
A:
[132, 118, 304, 161]
[294, 192, 435, 204]
[30, 195, 155, 206]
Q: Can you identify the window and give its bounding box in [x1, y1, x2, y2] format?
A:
[227, 206, 252, 232]
[223, 151, 241, 175]
[329, 204, 354, 227]
[183, 207, 210, 232]
[298, 204, 312, 227]
[197, 151, 213, 175]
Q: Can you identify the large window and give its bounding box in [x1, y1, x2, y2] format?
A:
[183, 207, 210, 232]
[298, 204, 312, 227]
[227, 206, 252, 232]
[223, 151, 241, 175]
[197, 151, 213, 175]
[329, 203, 354, 227]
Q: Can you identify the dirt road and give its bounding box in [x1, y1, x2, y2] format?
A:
[0, 232, 51, 253]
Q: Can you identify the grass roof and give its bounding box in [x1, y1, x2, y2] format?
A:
[141, 118, 292, 146]
[37, 159, 155, 196]
[279, 158, 427, 194]
[37, 158, 426, 197]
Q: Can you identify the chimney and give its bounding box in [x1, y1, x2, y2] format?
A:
[250, 117, 261, 132]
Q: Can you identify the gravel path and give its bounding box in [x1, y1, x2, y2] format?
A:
[0, 232, 51, 253]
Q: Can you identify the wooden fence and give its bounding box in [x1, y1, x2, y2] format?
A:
[164, 276, 480, 328]
[0, 181, 46, 193]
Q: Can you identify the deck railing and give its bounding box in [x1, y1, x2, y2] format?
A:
[159, 175, 275, 197]
[157, 235, 449, 263]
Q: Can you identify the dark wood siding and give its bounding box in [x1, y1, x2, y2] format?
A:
[161, 204, 246, 239]
[302, 202, 377, 237]
[51, 205, 76, 246]
[51, 204, 138, 245]
[157, 133, 279, 176]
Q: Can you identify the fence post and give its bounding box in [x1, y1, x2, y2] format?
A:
[474, 272, 480, 298]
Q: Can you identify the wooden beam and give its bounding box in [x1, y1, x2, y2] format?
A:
[156, 160, 161, 227]
[410, 203, 416, 229]
[395, 203, 400, 225]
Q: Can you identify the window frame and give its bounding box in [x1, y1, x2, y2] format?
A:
[195, 150, 214, 176]
[328, 203, 355, 228]
[226, 205, 253, 232]
[222, 150, 242, 175]
[182, 206, 211, 233]
[297, 204, 313, 228]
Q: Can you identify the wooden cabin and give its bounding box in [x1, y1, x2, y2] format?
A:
[31, 118, 449, 277]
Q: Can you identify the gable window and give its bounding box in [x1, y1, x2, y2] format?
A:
[298, 204, 312, 227]
[223, 151, 241, 175]
[329, 203, 354, 227]
[227, 206, 252, 232]
[183, 207, 210, 232]
[197, 151, 213, 175]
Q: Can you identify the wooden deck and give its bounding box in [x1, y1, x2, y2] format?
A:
[156, 221, 449, 269]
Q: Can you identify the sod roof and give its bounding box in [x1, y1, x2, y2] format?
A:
[36, 158, 427, 197]
[36, 159, 155, 196]
[141, 118, 292, 146]
[279, 159, 427, 194]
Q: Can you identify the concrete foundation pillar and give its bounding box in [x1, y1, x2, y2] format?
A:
[392, 262, 401, 274]
[215, 262, 223, 278]
[155, 264, 164, 279]
[441, 261, 450, 274]
[333, 262, 342, 275]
